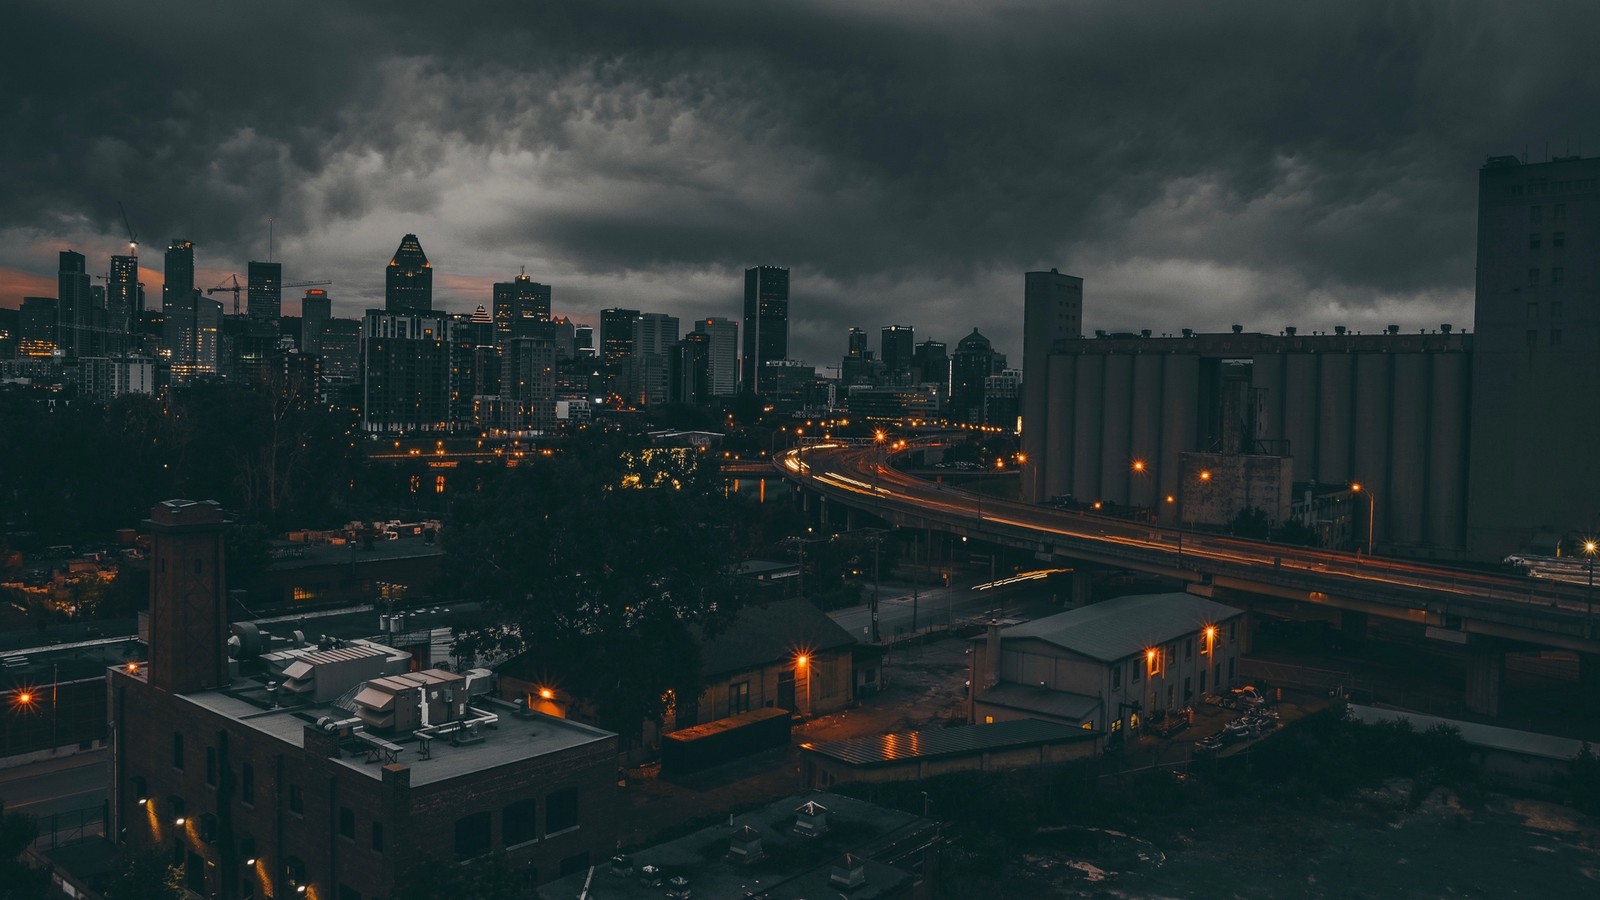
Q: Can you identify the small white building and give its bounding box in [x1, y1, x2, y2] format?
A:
[968, 592, 1244, 743]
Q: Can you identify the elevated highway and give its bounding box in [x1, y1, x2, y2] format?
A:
[777, 444, 1600, 715]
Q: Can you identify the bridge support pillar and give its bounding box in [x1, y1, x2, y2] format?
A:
[845, 509, 856, 531]
[1465, 645, 1505, 717]
[1339, 610, 1369, 644]
[1069, 570, 1093, 608]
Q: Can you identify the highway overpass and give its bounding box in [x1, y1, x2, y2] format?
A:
[775, 443, 1600, 716]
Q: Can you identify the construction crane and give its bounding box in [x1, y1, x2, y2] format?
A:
[208, 276, 332, 315]
[118, 201, 138, 255]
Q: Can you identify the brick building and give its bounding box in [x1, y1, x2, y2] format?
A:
[109, 500, 619, 899]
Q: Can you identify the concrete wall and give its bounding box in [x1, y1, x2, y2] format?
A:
[803, 736, 1101, 790]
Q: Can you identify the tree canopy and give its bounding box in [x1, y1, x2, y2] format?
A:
[444, 430, 747, 739]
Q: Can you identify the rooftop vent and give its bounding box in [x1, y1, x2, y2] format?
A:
[666, 874, 692, 899]
[1094, 329, 1108, 338]
[794, 801, 830, 838]
[1231, 324, 1243, 334]
[728, 824, 764, 865]
[1441, 323, 1453, 333]
[638, 865, 663, 888]
[1284, 326, 1297, 336]
[1140, 329, 1152, 338]
[1387, 324, 1399, 335]
[830, 853, 867, 890]
[1182, 328, 1194, 338]
[1334, 325, 1347, 336]
[609, 855, 633, 878]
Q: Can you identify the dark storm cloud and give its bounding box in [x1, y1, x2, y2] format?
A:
[4, 1, 1599, 365]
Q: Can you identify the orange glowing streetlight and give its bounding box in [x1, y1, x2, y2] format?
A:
[1131, 459, 1146, 474]
[1350, 482, 1376, 556]
[1198, 469, 1212, 482]
[538, 687, 555, 700]
[1204, 625, 1216, 655]
[14, 691, 33, 707]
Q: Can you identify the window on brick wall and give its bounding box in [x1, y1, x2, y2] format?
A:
[547, 787, 579, 833]
[241, 764, 255, 805]
[1112, 665, 1121, 689]
[504, 799, 538, 846]
[371, 823, 384, 853]
[339, 807, 356, 840]
[455, 811, 491, 860]
[205, 747, 217, 787]
[289, 784, 303, 815]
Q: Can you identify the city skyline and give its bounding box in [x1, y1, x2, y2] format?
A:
[5, 2, 1599, 367]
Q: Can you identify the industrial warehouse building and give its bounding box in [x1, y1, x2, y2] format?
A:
[1021, 154, 1600, 562]
[109, 501, 620, 900]
[967, 593, 1245, 741]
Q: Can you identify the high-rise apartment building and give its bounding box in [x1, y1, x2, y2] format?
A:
[691, 317, 738, 398]
[742, 265, 789, 393]
[169, 292, 224, 379]
[163, 240, 195, 314]
[56, 250, 92, 357]
[1022, 269, 1084, 491]
[1467, 155, 1600, 557]
[384, 234, 433, 314]
[247, 261, 282, 322]
[19, 297, 58, 357]
[362, 310, 453, 432]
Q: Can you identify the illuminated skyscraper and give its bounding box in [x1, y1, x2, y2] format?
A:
[692, 316, 739, 398]
[384, 234, 433, 314]
[108, 254, 140, 334]
[493, 272, 552, 342]
[742, 265, 789, 393]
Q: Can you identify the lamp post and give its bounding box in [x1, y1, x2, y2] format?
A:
[1585, 539, 1597, 639]
[1351, 482, 1375, 557]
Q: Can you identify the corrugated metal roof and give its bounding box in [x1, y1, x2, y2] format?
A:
[977, 684, 1101, 721]
[799, 718, 1095, 767]
[1002, 592, 1243, 662]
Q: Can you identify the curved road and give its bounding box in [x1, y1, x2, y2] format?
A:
[777, 442, 1598, 650]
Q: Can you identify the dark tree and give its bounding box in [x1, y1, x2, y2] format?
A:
[444, 431, 745, 741]
[1229, 506, 1271, 539]
[0, 812, 50, 900]
[104, 850, 183, 900]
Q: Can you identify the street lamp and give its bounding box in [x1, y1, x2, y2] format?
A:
[1585, 539, 1597, 639]
[1350, 483, 1375, 557]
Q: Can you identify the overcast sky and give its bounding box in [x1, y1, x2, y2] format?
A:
[3, 1, 1596, 370]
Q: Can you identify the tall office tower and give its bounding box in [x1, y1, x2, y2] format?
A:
[1467, 155, 1600, 558]
[742, 265, 790, 393]
[600, 307, 640, 363]
[671, 331, 712, 405]
[842, 327, 873, 384]
[385, 233, 433, 314]
[881, 325, 915, 382]
[1022, 269, 1085, 501]
[320, 318, 362, 381]
[493, 272, 553, 343]
[169, 291, 223, 378]
[300, 289, 331, 355]
[56, 250, 91, 357]
[362, 310, 453, 432]
[108, 254, 139, 335]
[247, 260, 283, 322]
[912, 339, 949, 392]
[574, 324, 596, 357]
[691, 317, 738, 398]
[631, 312, 680, 405]
[951, 329, 1005, 425]
[162, 239, 194, 314]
